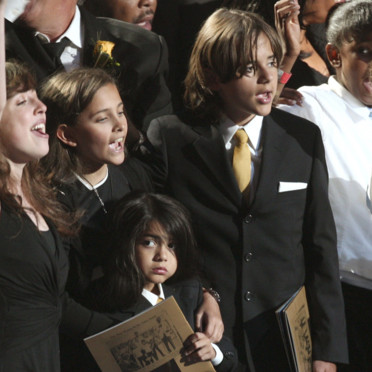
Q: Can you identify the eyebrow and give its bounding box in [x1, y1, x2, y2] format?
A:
[91, 102, 124, 116]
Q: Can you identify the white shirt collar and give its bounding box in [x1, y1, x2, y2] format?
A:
[34, 6, 82, 48]
[220, 114, 263, 150]
[74, 167, 109, 190]
[328, 76, 371, 120]
[141, 284, 165, 306]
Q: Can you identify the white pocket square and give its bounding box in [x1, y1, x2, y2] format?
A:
[278, 181, 307, 193]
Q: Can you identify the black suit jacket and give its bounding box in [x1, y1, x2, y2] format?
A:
[5, 7, 172, 130]
[146, 109, 348, 367]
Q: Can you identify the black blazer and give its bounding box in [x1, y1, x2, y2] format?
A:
[146, 109, 348, 366]
[5, 7, 172, 131]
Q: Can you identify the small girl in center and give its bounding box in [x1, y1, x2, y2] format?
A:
[87, 191, 238, 371]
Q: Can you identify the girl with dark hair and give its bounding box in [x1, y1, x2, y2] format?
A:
[85, 191, 238, 371]
[97, 192, 200, 311]
[39, 67, 224, 370]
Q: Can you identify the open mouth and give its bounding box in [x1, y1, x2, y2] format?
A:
[31, 123, 49, 139]
[136, 14, 154, 30]
[363, 80, 372, 95]
[256, 91, 272, 104]
[31, 123, 46, 134]
[109, 137, 124, 152]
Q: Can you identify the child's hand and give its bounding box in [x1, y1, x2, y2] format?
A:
[195, 290, 224, 343]
[275, 87, 304, 106]
[180, 332, 216, 365]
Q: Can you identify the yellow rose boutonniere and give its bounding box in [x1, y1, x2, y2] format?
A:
[93, 40, 120, 69]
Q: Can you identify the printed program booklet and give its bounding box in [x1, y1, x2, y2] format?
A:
[84, 296, 216, 372]
[275, 286, 312, 372]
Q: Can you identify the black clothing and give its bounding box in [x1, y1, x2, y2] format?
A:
[146, 109, 348, 369]
[6, 7, 172, 131]
[0, 205, 64, 371]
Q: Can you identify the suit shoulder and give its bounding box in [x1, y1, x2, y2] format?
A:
[149, 114, 193, 135]
[270, 108, 321, 136]
[97, 16, 163, 48]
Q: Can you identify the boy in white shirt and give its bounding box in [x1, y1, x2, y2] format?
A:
[279, 1, 372, 370]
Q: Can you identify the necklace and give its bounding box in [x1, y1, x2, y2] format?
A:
[78, 174, 108, 215]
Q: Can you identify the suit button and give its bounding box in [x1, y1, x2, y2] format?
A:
[244, 291, 254, 302]
[224, 351, 235, 360]
[244, 214, 254, 223]
[244, 252, 253, 262]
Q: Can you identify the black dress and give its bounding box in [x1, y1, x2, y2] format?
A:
[0, 204, 67, 372]
[58, 159, 153, 301]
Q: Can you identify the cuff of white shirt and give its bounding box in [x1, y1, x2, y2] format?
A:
[211, 343, 224, 366]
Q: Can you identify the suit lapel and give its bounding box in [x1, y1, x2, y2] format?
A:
[6, 20, 61, 79]
[163, 284, 176, 299]
[80, 8, 116, 67]
[192, 125, 242, 207]
[252, 114, 290, 208]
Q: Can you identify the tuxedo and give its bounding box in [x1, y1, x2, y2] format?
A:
[5, 7, 172, 131]
[146, 109, 348, 369]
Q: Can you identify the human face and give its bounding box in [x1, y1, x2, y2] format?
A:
[107, 0, 157, 31]
[135, 221, 178, 293]
[301, 0, 341, 26]
[334, 32, 372, 107]
[71, 83, 127, 172]
[214, 33, 278, 125]
[0, 89, 48, 164]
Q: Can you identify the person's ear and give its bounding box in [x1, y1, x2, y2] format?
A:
[56, 124, 77, 147]
[326, 43, 341, 68]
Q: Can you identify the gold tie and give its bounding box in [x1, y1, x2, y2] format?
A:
[233, 129, 251, 195]
[156, 297, 163, 304]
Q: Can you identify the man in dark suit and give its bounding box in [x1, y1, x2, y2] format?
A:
[145, 8, 348, 372]
[5, 0, 172, 131]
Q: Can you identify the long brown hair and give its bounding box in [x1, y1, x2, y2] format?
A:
[184, 8, 283, 123]
[0, 61, 78, 236]
[39, 68, 118, 184]
[96, 192, 200, 311]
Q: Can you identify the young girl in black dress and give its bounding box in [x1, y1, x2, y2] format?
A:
[87, 191, 238, 371]
[39, 67, 223, 335]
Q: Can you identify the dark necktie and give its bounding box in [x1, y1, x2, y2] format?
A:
[41, 37, 69, 68]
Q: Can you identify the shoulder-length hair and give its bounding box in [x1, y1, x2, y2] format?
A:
[100, 192, 199, 311]
[0, 61, 78, 236]
[184, 8, 283, 123]
[39, 67, 118, 184]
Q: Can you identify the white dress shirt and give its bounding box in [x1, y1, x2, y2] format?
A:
[35, 6, 83, 71]
[279, 76, 372, 288]
[220, 114, 264, 202]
